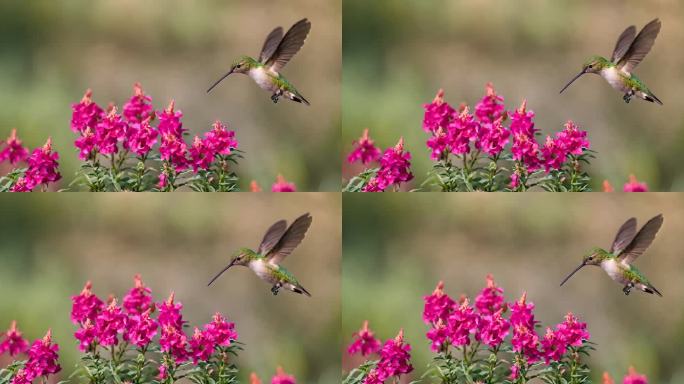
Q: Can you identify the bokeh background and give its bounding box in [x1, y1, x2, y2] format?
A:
[0, 0, 340, 191]
[0, 194, 341, 383]
[343, 194, 684, 383]
[342, 0, 684, 191]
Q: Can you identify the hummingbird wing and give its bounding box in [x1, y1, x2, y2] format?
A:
[266, 212, 312, 264]
[257, 219, 288, 255]
[617, 18, 661, 74]
[611, 25, 636, 63]
[259, 26, 284, 63]
[618, 214, 663, 264]
[265, 18, 311, 72]
[610, 217, 637, 255]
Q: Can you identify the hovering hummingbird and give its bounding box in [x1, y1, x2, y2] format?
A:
[206, 18, 311, 105]
[207, 213, 312, 296]
[560, 214, 663, 297]
[560, 18, 662, 105]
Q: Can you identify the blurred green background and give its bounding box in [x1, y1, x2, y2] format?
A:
[343, 194, 684, 383]
[342, 0, 684, 191]
[0, 0, 340, 191]
[0, 194, 340, 383]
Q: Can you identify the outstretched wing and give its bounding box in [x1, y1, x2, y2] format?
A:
[265, 18, 311, 72]
[258, 219, 287, 255]
[266, 213, 312, 264]
[611, 25, 636, 63]
[618, 214, 663, 264]
[610, 217, 637, 255]
[617, 18, 661, 73]
[259, 26, 284, 63]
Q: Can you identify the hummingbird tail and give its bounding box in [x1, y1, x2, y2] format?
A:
[644, 92, 663, 105]
[293, 284, 311, 297]
[287, 91, 310, 106]
[643, 283, 663, 297]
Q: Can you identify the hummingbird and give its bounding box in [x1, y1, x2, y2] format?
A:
[207, 213, 312, 296]
[559, 18, 662, 105]
[560, 214, 663, 297]
[206, 18, 311, 105]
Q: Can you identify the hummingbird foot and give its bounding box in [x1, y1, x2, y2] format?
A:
[271, 283, 282, 296]
[623, 283, 634, 296]
[271, 89, 283, 104]
[623, 92, 634, 104]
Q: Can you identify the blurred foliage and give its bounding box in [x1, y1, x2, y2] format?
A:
[0, 194, 341, 383]
[343, 193, 684, 383]
[342, 0, 684, 191]
[0, 0, 341, 191]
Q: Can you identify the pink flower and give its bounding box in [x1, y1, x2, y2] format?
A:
[157, 100, 185, 138]
[540, 328, 565, 364]
[426, 319, 449, 352]
[71, 281, 104, 325]
[159, 325, 188, 362]
[15, 138, 61, 191]
[189, 328, 214, 364]
[370, 330, 413, 382]
[95, 108, 128, 155]
[124, 309, 158, 348]
[509, 292, 536, 330]
[158, 362, 169, 380]
[74, 127, 98, 161]
[74, 319, 97, 352]
[623, 175, 648, 192]
[556, 121, 589, 156]
[477, 117, 510, 157]
[205, 121, 238, 156]
[477, 309, 509, 348]
[447, 298, 479, 346]
[423, 89, 456, 133]
[423, 281, 455, 325]
[189, 136, 214, 173]
[475, 83, 505, 125]
[126, 118, 158, 157]
[363, 138, 413, 192]
[159, 133, 189, 171]
[271, 366, 296, 384]
[510, 171, 521, 189]
[204, 313, 238, 347]
[509, 361, 521, 380]
[446, 107, 479, 155]
[95, 299, 126, 346]
[509, 101, 541, 171]
[25, 330, 61, 378]
[0, 321, 29, 356]
[123, 274, 154, 315]
[511, 325, 540, 363]
[71, 89, 104, 133]
[426, 127, 450, 160]
[11, 369, 32, 384]
[555, 312, 590, 347]
[623, 366, 648, 384]
[0, 129, 29, 165]
[475, 274, 505, 316]
[272, 174, 297, 192]
[158, 292, 184, 329]
[123, 83, 154, 124]
[347, 320, 381, 356]
[158, 171, 169, 189]
[348, 128, 381, 165]
[541, 136, 566, 172]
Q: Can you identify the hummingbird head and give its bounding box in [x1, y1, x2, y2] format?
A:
[230, 56, 258, 75]
[582, 247, 610, 266]
[560, 56, 611, 94]
[228, 247, 257, 267]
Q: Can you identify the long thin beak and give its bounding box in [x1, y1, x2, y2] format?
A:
[206, 68, 234, 93]
[559, 69, 587, 94]
[207, 259, 236, 286]
[560, 261, 586, 286]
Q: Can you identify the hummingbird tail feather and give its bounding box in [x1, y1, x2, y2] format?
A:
[293, 284, 311, 297]
[644, 92, 663, 105]
[288, 91, 310, 106]
[643, 283, 663, 297]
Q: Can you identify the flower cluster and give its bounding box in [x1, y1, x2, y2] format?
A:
[0, 129, 29, 165]
[0, 129, 61, 192]
[603, 367, 649, 384]
[421, 84, 593, 191]
[603, 174, 649, 192]
[346, 325, 413, 384]
[348, 321, 381, 356]
[70, 84, 241, 191]
[2, 329, 61, 384]
[0, 321, 29, 357]
[345, 130, 414, 192]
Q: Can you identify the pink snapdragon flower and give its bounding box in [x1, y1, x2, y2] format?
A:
[124, 309, 158, 348]
[0, 129, 29, 165]
[511, 324, 540, 363]
[71, 281, 104, 325]
[447, 298, 479, 346]
[0, 321, 29, 356]
[204, 312, 238, 347]
[157, 100, 185, 138]
[159, 133, 189, 170]
[423, 281, 455, 325]
[426, 319, 449, 352]
[423, 89, 456, 133]
[96, 299, 126, 346]
[363, 138, 413, 192]
[123, 274, 154, 315]
[622, 367, 648, 384]
[159, 325, 188, 362]
[158, 292, 184, 329]
[555, 312, 590, 347]
[509, 101, 541, 171]
[477, 309, 509, 348]
[12, 138, 61, 192]
[540, 328, 565, 364]
[74, 319, 97, 352]
[475, 83, 506, 125]
[365, 330, 413, 384]
[347, 320, 381, 356]
[205, 121, 238, 156]
[446, 107, 479, 155]
[71, 89, 104, 133]
[126, 118, 158, 157]
[272, 174, 297, 192]
[475, 274, 505, 315]
[477, 117, 510, 157]
[272, 366, 296, 384]
[123, 83, 154, 125]
[25, 330, 61, 378]
[95, 108, 128, 155]
[509, 292, 536, 330]
[623, 175, 648, 192]
[189, 328, 214, 364]
[189, 136, 214, 172]
[348, 128, 381, 165]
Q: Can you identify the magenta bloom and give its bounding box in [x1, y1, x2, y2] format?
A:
[157, 100, 185, 138]
[348, 128, 382, 165]
[123, 83, 154, 125]
[159, 325, 188, 362]
[158, 292, 185, 329]
[15, 138, 61, 191]
[74, 319, 97, 352]
[363, 138, 413, 192]
[271, 367, 297, 384]
[477, 117, 510, 157]
[475, 83, 506, 125]
[126, 118, 158, 157]
[71, 89, 104, 133]
[189, 328, 214, 364]
[426, 127, 450, 160]
[0, 321, 29, 356]
[123, 274, 154, 315]
[74, 128, 98, 161]
[11, 369, 32, 384]
[423, 281, 455, 325]
[204, 312, 238, 347]
[540, 328, 566, 364]
[25, 330, 61, 378]
[623, 367, 648, 384]
[159, 133, 189, 171]
[189, 136, 214, 173]
[509, 292, 536, 330]
[95, 299, 126, 346]
[0, 129, 29, 165]
[95, 108, 128, 155]
[511, 324, 540, 363]
[205, 121, 239, 156]
[272, 174, 297, 192]
[475, 274, 505, 316]
[124, 309, 158, 348]
[556, 121, 589, 155]
[158, 363, 169, 380]
[509, 101, 541, 171]
[541, 136, 566, 172]
[71, 281, 104, 325]
[623, 175, 648, 192]
[369, 330, 413, 382]
[446, 107, 479, 155]
[555, 312, 590, 347]
[347, 320, 381, 356]
[423, 89, 456, 133]
[447, 298, 479, 346]
[426, 320, 449, 352]
[477, 309, 510, 348]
